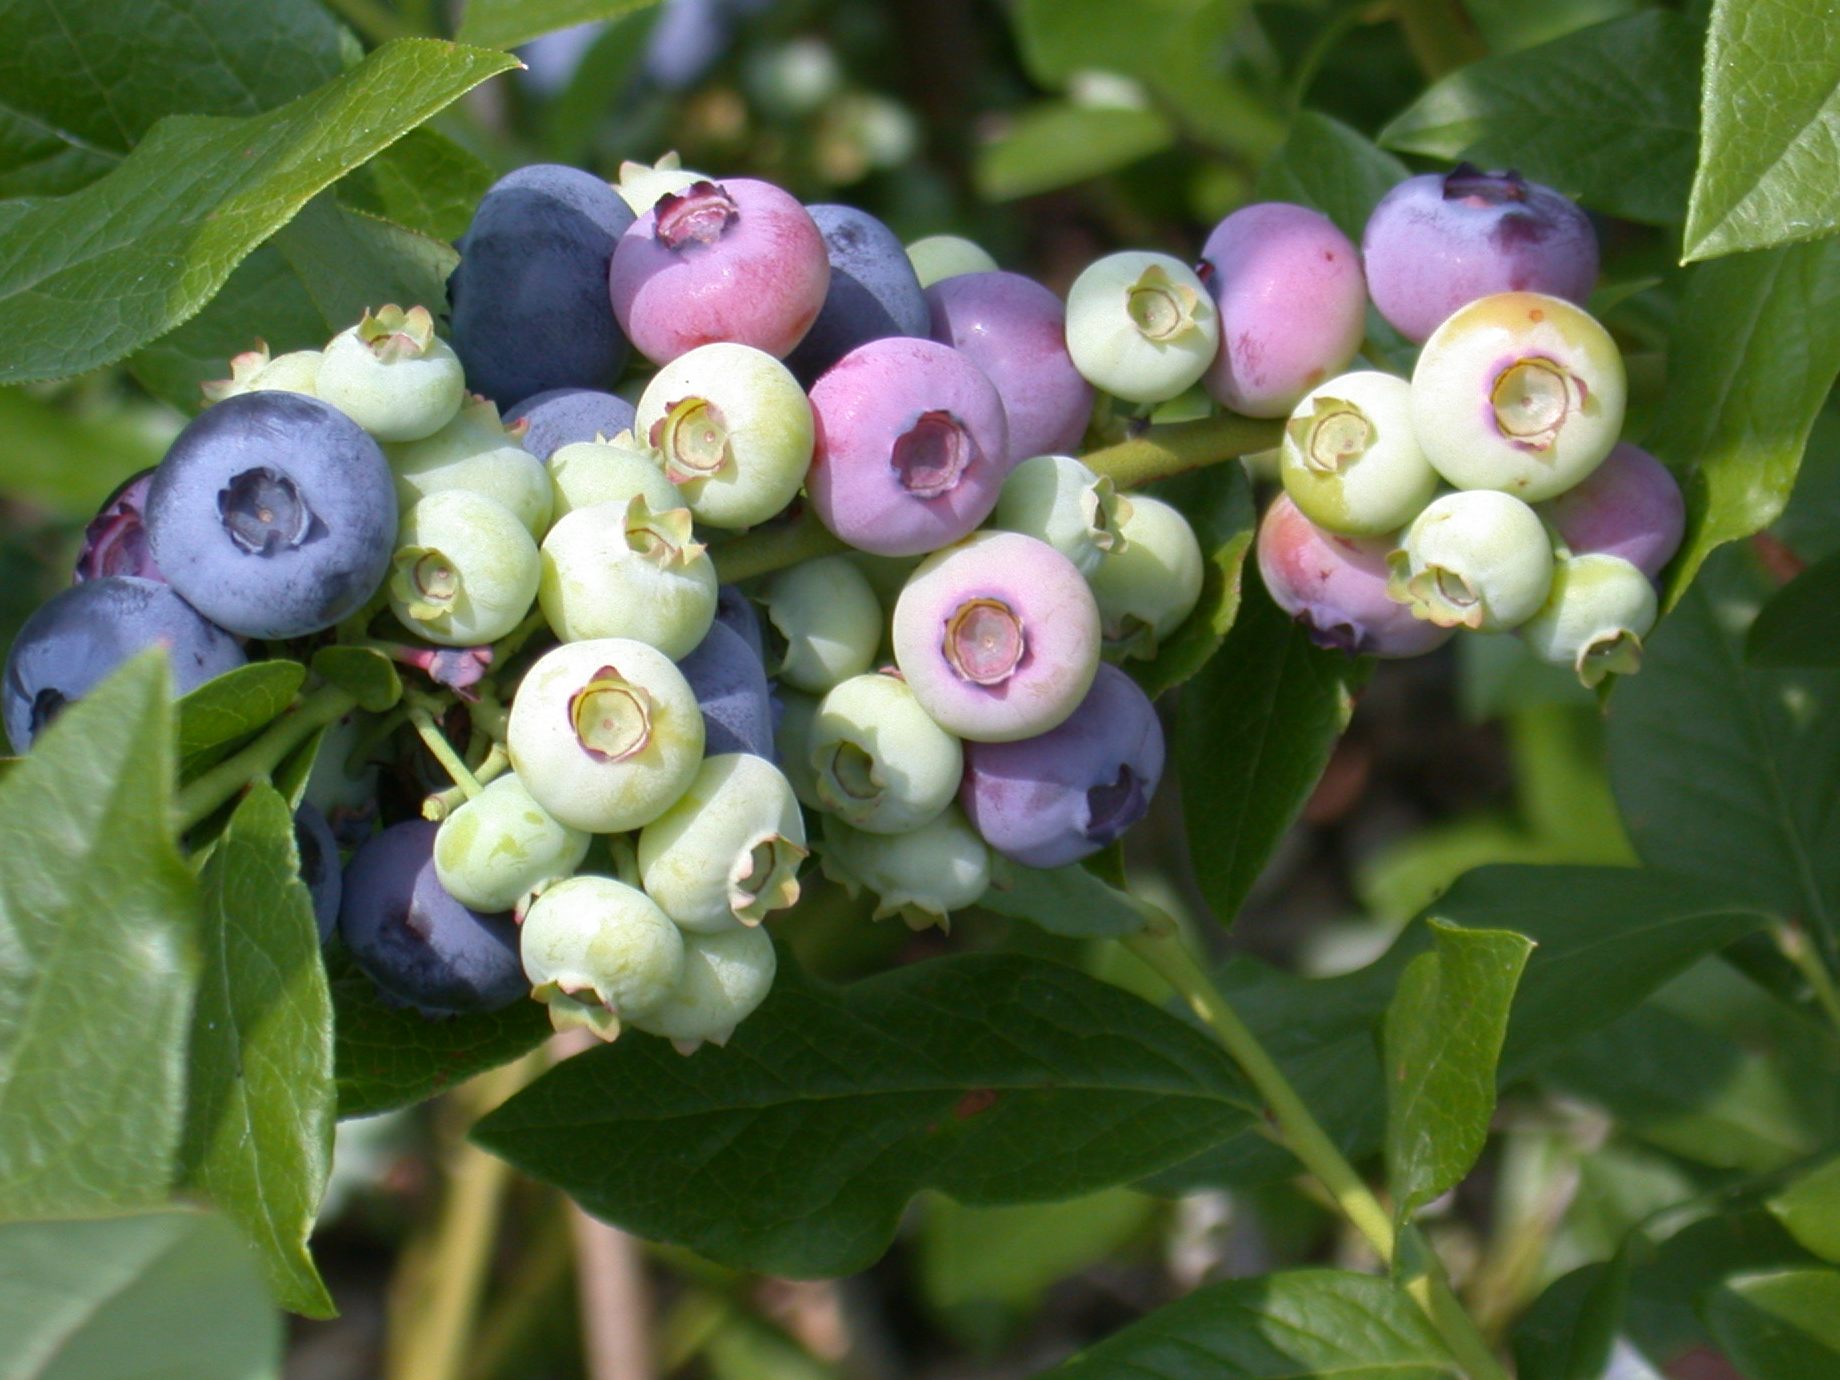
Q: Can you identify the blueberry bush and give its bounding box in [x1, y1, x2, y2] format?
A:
[3, 1, 1839, 1376]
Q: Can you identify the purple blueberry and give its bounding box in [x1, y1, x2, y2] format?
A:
[677, 619, 775, 759]
[145, 392, 397, 640]
[338, 820, 525, 1015]
[295, 803, 341, 946]
[448, 164, 637, 408]
[925, 271, 1093, 462]
[785, 204, 931, 384]
[3, 576, 246, 752]
[805, 337, 1010, 557]
[1198, 203, 1366, 418]
[713, 583, 766, 662]
[74, 469, 163, 584]
[1543, 441, 1684, 581]
[609, 177, 830, 365]
[1362, 165, 1599, 345]
[503, 388, 638, 461]
[959, 663, 1165, 868]
[1256, 493, 1453, 658]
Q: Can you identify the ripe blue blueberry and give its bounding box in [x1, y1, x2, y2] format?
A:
[145, 391, 398, 640]
[448, 164, 638, 408]
[959, 663, 1165, 868]
[73, 469, 164, 584]
[2, 576, 245, 752]
[678, 620, 776, 758]
[294, 803, 341, 946]
[504, 388, 638, 462]
[712, 583, 766, 663]
[785, 204, 931, 383]
[338, 820, 525, 1015]
[1363, 166, 1599, 345]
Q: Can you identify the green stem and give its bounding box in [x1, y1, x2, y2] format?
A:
[1393, 0, 1485, 80]
[1779, 921, 1840, 1037]
[709, 516, 848, 585]
[425, 742, 510, 821]
[1123, 923, 1507, 1380]
[409, 700, 483, 801]
[175, 684, 355, 833]
[1084, 413, 1285, 490]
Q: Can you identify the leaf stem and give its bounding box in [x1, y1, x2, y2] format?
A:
[1122, 922, 1507, 1380]
[409, 699, 483, 801]
[174, 684, 355, 834]
[1778, 921, 1840, 1037]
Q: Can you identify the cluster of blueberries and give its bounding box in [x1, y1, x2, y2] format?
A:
[0, 154, 1679, 1048]
[1255, 167, 1683, 677]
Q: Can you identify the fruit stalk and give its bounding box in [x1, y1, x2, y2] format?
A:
[1123, 921, 1508, 1380]
[174, 682, 356, 834]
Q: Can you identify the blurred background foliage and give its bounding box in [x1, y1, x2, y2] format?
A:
[3, 0, 1836, 1376]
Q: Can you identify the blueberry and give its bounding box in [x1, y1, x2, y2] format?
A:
[818, 806, 990, 931]
[338, 820, 525, 1015]
[1363, 165, 1599, 345]
[677, 620, 775, 758]
[1542, 441, 1684, 581]
[389, 395, 553, 538]
[1064, 251, 1220, 405]
[548, 436, 684, 523]
[448, 164, 637, 408]
[73, 469, 163, 584]
[809, 671, 962, 835]
[1388, 490, 1555, 632]
[906, 234, 998, 288]
[712, 583, 766, 663]
[317, 305, 465, 443]
[1280, 371, 1438, 537]
[538, 495, 717, 656]
[201, 342, 321, 404]
[145, 392, 397, 640]
[761, 555, 882, 694]
[503, 388, 638, 462]
[805, 337, 1010, 557]
[294, 803, 342, 946]
[1198, 203, 1366, 418]
[926, 271, 1093, 463]
[990, 454, 1128, 577]
[1518, 552, 1657, 687]
[628, 923, 777, 1053]
[433, 773, 590, 915]
[610, 177, 830, 365]
[959, 663, 1165, 869]
[520, 874, 686, 1040]
[891, 531, 1101, 743]
[784, 204, 930, 384]
[2, 576, 245, 752]
[636, 752, 806, 932]
[1087, 496, 1205, 660]
[389, 491, 541, 648]
[1257, 494, 1453, 659]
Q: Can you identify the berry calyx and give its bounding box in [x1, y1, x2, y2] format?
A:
[569, 666, 653, 761]
[654, 180, 741, 248]
[652, 396, 731, 481]
[356, 304, 439, 362]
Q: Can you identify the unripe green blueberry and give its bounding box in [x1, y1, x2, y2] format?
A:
[507, 638, 706, 833]
[1411, 292, 1625, 501]
[810, 672, 962, 834]
[317, 305, 466, 442]
[1281, 371, 1438, 536]
[1088, 495, 1204, 659]
[628, 924, 777, 1053]
[549, 434, 683, 522]
[1387, 490, 1554, 632]
[520, 874, 685, 1040]
[906, 233, 998, 287]
[1518, 552, 1657, 686]
[1064, 252, 1221, 403]
[991, 454, 1130, 577]
[818, 806, 990, 931]
[389, 395, 554, 537]
[202, 343, 322, 402]
[761, 555, 883, 694]
[389, 490, 540, 646]
[539, 495, 717, 657]
[635, 342, 814, 529]
[774, 687, 825, 811]
[434, 773, 591, 914]
[638, 753, 807, 933]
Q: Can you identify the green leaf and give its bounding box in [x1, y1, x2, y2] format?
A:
[0, 652, 200, 1218]
[334, 954, 551, 1119]
[1127, 463, 1257, 699]
[0, 38, 518, 385]
[1252, 111, 1410, 245]
[1684, 0, 1840, 261]
[1512, 1251, 1631, 1380]
[1383, 921, 1533, 1220]
[1702, 1268, 1840, 1377]
[1747, 549, 1840, 668]
[0, 0, 343, 193]
[312, 645, 403, 713]
[343, 128, 493, 242]
[1036, 1269, 1457, 1379]
[1151, 865, 1762, 1191]
[1378, 11, 1701, 226]
[1650, 239, 1840, 606]
[271, 196, 458, 338]
[975, 103, 1175, 202]
[181, 786, 334, 1318]
[1608, 569, 1840, 934]
[1769, 1155, 1840, 1263]
[0, 1209, 281, 1380]
[1625, 1209, 1818, 1364]
[177, 661, 306, 771]
[456, 0, 660, 50]
[1175, 579, 1367, 927]
[474, 952, 1253, 1276]
[977, 861, 1146, 939]
[0, 385, 172, 516]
